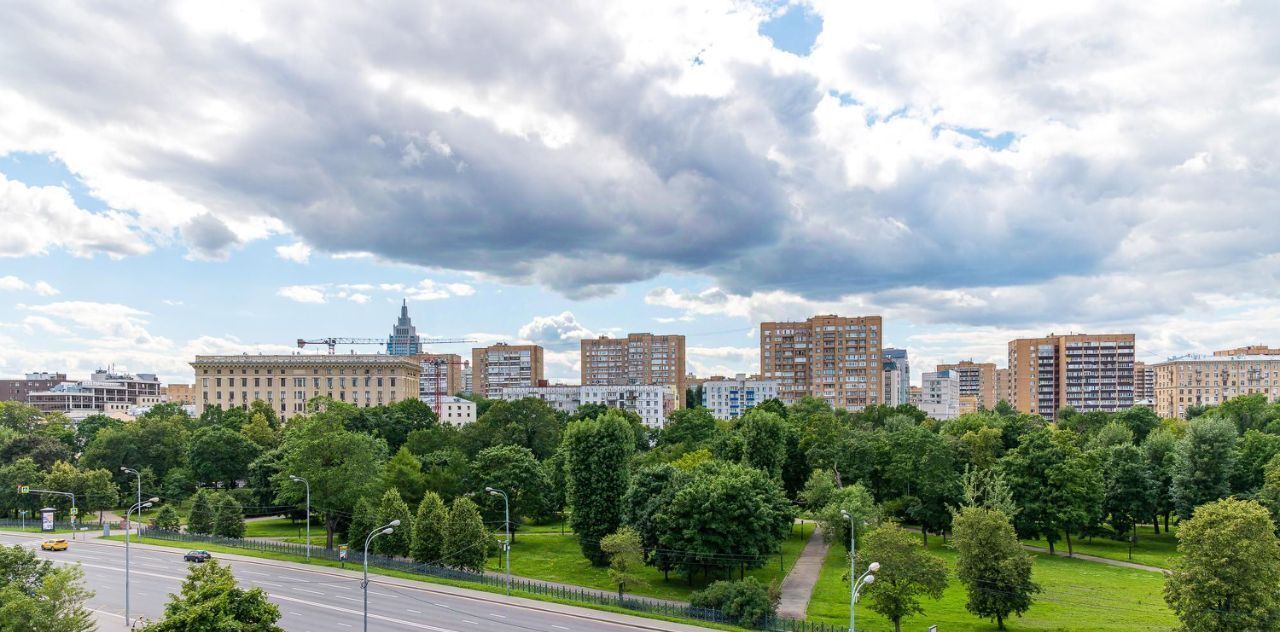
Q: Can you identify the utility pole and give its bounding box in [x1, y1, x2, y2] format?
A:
[125, 497, 157, 628]
[841, 510, 880, 632]
[120, 467, 142, 541]
[363, 520, 400, 632]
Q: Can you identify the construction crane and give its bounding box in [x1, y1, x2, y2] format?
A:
[296, 336, 476, 355]
[422, 356, 468, 418]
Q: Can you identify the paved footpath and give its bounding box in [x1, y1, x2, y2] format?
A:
[776, 523, 827, 619]
[1021, 544, 1168, 573]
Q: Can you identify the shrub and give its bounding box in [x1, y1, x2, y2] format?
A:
[690, 577, 776, 626]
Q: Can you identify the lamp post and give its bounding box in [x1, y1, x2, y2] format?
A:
[841, 510, 879, 632]
[120, 467, 142, 542]
[288, 475, 310, 561]
[125, 497, 157, 628]
[363, 520, 399, 632]
[486, 487, 511, 595]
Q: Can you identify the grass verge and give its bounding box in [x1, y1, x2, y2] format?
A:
[1020, 526, 1179, 569]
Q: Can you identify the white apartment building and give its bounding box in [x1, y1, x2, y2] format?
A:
[582, 385, 677, 428]
[433, 395, 477, 426]
[499, 385, 583, 414]
[701, 374, 779, 420]
[27, 370, 163, 415]
[921, 370, 961, 420]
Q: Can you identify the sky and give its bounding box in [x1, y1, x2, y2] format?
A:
[1, 0, 1279, 386]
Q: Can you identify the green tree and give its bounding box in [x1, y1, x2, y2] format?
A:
[212, 493, 245, 539]
[1086, 420, 1134, 451]
[346, 498, 379, 550]
[79, 467, 120, 523]
[0, 544, 94, 632]
[952, 506, 1039, 630]
[1165, 498, 1280, 631]
[381, 446, 427, 507]
[462, 398, 562, 459]
[442, 497, 488, 572]
[239, 412, 279, 450]
[1114, 406, 1161, 442]
[151, 505, 182, 532]
[858, 523, 948, 632]
[1172, 416, 1237, 518]
[74, 414, 121, 450]
[737, 409, 788, 478]
[660, 407, 718, 448]
[0, 434, 72, 469]
[800, 469, 837, 511]
[372, 488, 414, 558]
[656, 462, 793, 578]
[1232, 429, 1280, 494]
[410, 492, 447, 564]
[564, 411, 635, 565]
[470, 444, 550, 541]
[0, 402, 44, 433]
[188, 426, 261, 489]
[816, 483, 879, 551]
[141, 559, 282, 631]
[1217, 394, 1275, 434]
[600, 527, 646, 598]
[0, 457, 44, 519]
[622, 463, 682, 579]
[275, 414, 387, 548]
[1143, 427, 1179, 533]
[1046, 448, 1104, 556]
[1103, 445, 1155, 557]
[187, 489, 216, 535]
[247, 399, 281, 431]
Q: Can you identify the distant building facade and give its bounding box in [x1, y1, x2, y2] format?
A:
[1, 372, 67, 403]
[882, 348, 910, 406]
[190, 354, 420, 421]
[921, 370, 961, 420]
[387, 300, 421, 356]
[936, 360, 998, 410]
[499, 385, 582, 414]
[701, 374, 779, 420]
[1214, 345, 1280, 357]
[1008, 333, 1135, 421]
[995, 368, 1012, 407]
[434, 395, 476, 426]
[416, 353, 465, 401]
[472, 344, 544, 399]
[580, 333, 686, 407]
[27, 370, 162, 415]
[909, 385, 922, 408]
[1133, 361, 1156, 405]
[582, 385, 677, 427]
[163, 383, 196, 405]
[1154, 354, 1280, 419]
[760, 315, 883, 410]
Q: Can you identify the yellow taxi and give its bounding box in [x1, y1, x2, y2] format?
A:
[40, 538, 69, 551]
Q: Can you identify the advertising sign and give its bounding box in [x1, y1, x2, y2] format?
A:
[339, 545, 348, 560]
[41, 510, 54, 531]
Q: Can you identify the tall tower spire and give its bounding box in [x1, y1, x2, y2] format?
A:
[388, 299, 419, 355]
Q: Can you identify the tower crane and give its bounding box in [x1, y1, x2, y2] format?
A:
[420, 355, 469, 418]
[295, 336, 476, 354]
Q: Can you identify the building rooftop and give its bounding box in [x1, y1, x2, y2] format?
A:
[191, 354, 421, 366]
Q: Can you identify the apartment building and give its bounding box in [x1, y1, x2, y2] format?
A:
[701, 374, 779, 420]
[416, 354, 465, 401]
[190, 354, 420, 421]
[580, 333, 686, 407]
[921, 370, 961, 420]
[760, 315, 883, 410]
[1008, 333, 1135, 421]
[461, 366, 473, 395]
[1133, 361, 1156, 404]
[500, 385, 582, 414]
[162, 383, 197, 405]
[882, 348, 910, 406]
[1214, 345, 1280, 357]
[27, 370, 162, 415]
[995, 368, 1012, 407]
[1154, 354, 1280, 419]
[909, 386, 922, 407]
[1, 372, 67, 402]
[936, 360, 998, 410]
[472, 344, 545, 399]
[435, 395, 477, 426]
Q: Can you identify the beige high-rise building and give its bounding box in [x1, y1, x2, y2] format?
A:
[163, 383, 196, 405]
[995, 367, 1012, 406]
[190, 354, 421, 421]
[1134, 361, 1156, 404]
[1154, 354, 1280, 418]
[415, 353, 465, 401]
[1008, 333, 1135, 421]
[1215, 345, 1280, 357]
[472, 344, 544, 399]
[936, 360, 998, 410]
[580, 333, 686, 408]
[760, 314, 883, 410]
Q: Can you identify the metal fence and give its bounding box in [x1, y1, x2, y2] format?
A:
[137, 528, 843, 631]
[0, 518, 104, 531]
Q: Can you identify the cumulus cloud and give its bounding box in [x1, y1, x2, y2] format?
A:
[274, 241, 312, 263]
[0, 173, 149, 259]
[0, 1, 1276, 326]
[0, 276, 58, 296]
[277, 279, 474, 304]
[21, 301, 172, 350]
[518, 311, 596, 345]
[277, 285, 327, 304]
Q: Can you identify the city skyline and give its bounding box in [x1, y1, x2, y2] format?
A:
[2, 2, 1279, 385]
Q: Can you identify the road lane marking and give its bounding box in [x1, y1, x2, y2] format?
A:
[407, 609, 422, 614]
[552, 626, 570, 630]
[252, 580, 283, 587]
[335, 595, 361, 602]
[337, 624, 352, 628]
[288, 611, 305, 616]
[89, 609, 125, 620]
[242, 570, 272, 576]
[294, 588, 325, 595]
[323, 583, 352, 590]
[489, 613, 506, 618]
[268, 593, 459, 632]
[461, 621, 478, 625]
[370, 590, 394, 597]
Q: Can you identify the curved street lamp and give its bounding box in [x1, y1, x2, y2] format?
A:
[841, 510, 880, 632]
[486, 487, 511, 595]
[287, 475, 310, 561]
[363, 520, 399, 632]
[124, 497, 158, 628]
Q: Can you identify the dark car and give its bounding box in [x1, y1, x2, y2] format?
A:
[183, 550, 212, 563]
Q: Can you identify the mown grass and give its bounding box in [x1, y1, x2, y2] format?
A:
[243, 516, 316, 539]
[486, 522, 812, 602]
[97, 535, 747, 631]
[808, 536, 1175, 631]
[1020, 526, 1180, 569]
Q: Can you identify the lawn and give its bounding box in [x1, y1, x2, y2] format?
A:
[1020, 526, 1180, 569]
[808, 536, 1176, 631]
[243, 516, 316, 539]
[487, 522, 813, 602]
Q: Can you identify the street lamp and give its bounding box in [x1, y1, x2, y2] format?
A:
[288, 475, 311, 561]
[363, 520, 399, 632]
[486, 487, 511, 595]
[125, 497, 158, 628]
[120, 467, 142, 542]
[841, 510, 880, 632]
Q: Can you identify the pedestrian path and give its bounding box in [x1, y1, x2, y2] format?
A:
[776, 523, 828, 619]
[1021, 544, 1168, 573]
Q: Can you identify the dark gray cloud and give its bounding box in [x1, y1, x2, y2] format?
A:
[1, 0, 1278, 320]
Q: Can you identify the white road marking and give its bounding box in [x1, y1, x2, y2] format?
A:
[337, 624, 352, 628]
[294, 588, 325, 595]
[553, 626, 570, 630]
[242, 570, 272, 576]
[288, 611, 305, 616]
[461, 621, 478, 625]
[335, 595, 361, 602]
[407, 608, 422, 614]
[324, 583, 352, 590]
[89, 609, 125, 620]
[269, 593, 459, 631]
[252, 580, 283, 587]
[490, 613, 506, 618]
[370, 590, 394, 597]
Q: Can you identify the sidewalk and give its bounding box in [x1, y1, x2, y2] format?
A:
[1021, 545, 1169, 574]
[775, 523, 827, 619]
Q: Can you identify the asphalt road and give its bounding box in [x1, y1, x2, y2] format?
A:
[0, 532, 712, 632]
